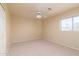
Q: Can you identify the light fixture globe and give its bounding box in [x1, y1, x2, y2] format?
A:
[36, 11, 42, 19]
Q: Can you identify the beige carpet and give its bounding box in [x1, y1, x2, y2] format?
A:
[9, 39, 79, 56]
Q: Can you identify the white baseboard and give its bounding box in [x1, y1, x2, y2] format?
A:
[44, 38, 79, 51]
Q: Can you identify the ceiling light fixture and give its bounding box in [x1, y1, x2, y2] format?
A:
[36, 15, 42, 19]
[36, 11, 42, 19]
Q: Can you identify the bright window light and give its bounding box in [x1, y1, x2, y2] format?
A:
[61, 18, 72, 31]
[73, 16, 79, 31]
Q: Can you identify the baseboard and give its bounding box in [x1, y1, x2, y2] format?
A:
[11, 39, 40, 45]
[44, 39, 79, 51]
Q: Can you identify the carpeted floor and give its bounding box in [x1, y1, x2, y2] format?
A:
[9, 39, 79, 56]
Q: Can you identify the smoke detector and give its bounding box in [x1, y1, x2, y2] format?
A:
[48, 8, 52, 11]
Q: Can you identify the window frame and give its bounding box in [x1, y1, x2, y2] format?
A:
[73, 15, 79, 31]
[60, 15, 79, 32]
[60, 17, 73, 31]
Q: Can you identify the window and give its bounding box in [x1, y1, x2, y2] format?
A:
[61, 18, 72, 31]
[61, 15, 79, 31]
[73, 16, 79, 31]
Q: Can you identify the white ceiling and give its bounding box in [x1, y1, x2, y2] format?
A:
[7, 3, 79, 19]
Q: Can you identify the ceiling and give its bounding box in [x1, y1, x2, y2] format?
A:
[7, 3, 79, 19]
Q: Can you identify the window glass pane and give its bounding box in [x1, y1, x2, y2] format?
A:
[73, 16, 79, 31]
[61, 18, 72, 31]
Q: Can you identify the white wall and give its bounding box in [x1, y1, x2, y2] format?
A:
[0, 4, 10, 55]
[0, 5, 6, 56]
[10, 16, 42, 43]
[43, 7, 79, 50]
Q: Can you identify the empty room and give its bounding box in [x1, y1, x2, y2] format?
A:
[0, 3, 79, 56]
